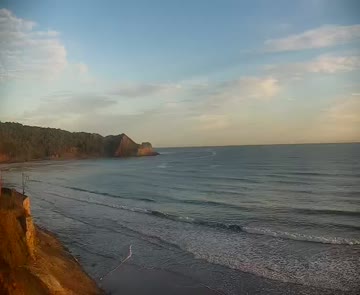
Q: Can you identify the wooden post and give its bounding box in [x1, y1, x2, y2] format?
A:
[0, 170, 2, 194]
[22, 173, 29, 195]
[22, 172, 25, 194]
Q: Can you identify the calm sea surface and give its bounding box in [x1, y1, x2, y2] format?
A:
[2, 143, 360, 294]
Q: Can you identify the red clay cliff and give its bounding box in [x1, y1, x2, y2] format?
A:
[0, 188, 102, 295]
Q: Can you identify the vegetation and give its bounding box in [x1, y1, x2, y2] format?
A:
[0, 122, 122, 162]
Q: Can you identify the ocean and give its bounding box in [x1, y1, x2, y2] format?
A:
[2, 143, 360, 294]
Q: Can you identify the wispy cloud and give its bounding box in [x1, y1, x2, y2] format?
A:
[110, 82, 182, 98]
[326, 96, 360, 125]
[311, 96, 360, 142]
[0, 8, 86, 82]
[208, 77, 280, 104]
[23, 94, 117, 121]
[265, 24, 360, 52]
[266, 54, 360, 78]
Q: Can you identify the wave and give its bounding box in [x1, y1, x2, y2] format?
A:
[241, 226, 360, 245]
[31, 179, 155, 203]
[292, 207, 360, 217]
[182, 199, 253, 211]
[181, 199, 360, 219]
[65, 185, 156, 203]
[48, 203, 184, 252]
[71, 240, 114, 259]
[152, 172, 260, 184]
[37, 190, 360, 246]
[151, 215, 356, 245]
[289, 171, 358, 178]
[65, 182, 253, 206]
[271, 179, 312, 185]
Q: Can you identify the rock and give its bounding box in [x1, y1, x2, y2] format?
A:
[137, 142, 159, 156]
[114, 134, 140, 157]
[104, 134, 159, 157]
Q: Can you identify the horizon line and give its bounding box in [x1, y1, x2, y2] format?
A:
[155, 141, 360, 149]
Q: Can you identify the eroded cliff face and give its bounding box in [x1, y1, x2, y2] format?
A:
[137, 142, 159, 156]
[0, 188, 101, 295]
[114, 134, 140, 157]
[105, 134, 158, 157]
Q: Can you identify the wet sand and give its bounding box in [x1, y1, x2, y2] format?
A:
[100, 263, 221, 295]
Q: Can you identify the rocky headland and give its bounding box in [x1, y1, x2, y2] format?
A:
[0, 122, 159, 163]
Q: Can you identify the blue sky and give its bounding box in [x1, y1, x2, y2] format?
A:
[0, 0, 359, 146]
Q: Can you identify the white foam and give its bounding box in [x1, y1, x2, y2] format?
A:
[242, 226, 360, 245]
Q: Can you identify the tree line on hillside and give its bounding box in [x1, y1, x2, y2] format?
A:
[0, 122, 125, 162]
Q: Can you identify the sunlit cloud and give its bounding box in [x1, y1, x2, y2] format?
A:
[207, 77, 280, 104]
[305, 96, 360, 142]
[266, 54, 360, 78]
[265, 24, 360, 52]
[326, 96, 360, 125]
[0, 9, 69, 81]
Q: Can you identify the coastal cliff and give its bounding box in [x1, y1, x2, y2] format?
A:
[0, 122, 158, 163]
[105, 134, 159, 157]
[0, 188, 102, 294]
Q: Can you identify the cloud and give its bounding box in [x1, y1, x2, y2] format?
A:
[266, 54, 360, 78]
[0, 8, 68, 81]
[23, 94, 117, 123]
[110, 82, 182, 98]
[73, 63, 89, 75]
[208, 77, 280, 104]
[265, 24, 360, 52]
[305, 96, 360, 142]
[8, 64, 283, 141]
[182, 77, 281, 132]
[326, 97, 360, 126]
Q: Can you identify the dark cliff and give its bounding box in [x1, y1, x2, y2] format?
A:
[0, 188, 101, 294]
[0, 122, 158, 163]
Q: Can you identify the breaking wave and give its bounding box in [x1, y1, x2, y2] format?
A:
[40, 190, 360, 246]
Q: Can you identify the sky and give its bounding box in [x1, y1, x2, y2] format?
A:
[0, 0, 359, 147]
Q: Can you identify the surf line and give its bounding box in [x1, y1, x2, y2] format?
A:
[100, 245, 132, 281]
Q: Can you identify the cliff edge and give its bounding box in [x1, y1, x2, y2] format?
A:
[0, 188, 102, 295]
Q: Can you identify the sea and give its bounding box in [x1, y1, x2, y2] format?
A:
[2, 143, 360, 294]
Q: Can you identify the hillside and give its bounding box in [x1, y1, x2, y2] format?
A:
[0, 122, 158, 163]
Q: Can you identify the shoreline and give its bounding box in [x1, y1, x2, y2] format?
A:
[0, 153, 160, 165]
[0, 188, 221, 295]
